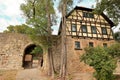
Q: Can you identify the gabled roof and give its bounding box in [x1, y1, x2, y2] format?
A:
[58, 6, 115, 35]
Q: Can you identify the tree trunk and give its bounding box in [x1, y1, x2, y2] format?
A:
[46, 0, 55, 77]
[60, 1, 67, 80]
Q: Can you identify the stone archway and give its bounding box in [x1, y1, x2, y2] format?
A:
[22, 44, 43, 69]
[22, 44, 36, 69]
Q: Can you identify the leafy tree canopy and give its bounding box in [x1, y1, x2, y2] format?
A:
[95, 0, 120, 25]
[113, 32, 120, 42]
[3, 24, 31, 34]
[31, 45, 43, 55]
[20, 0, 56, 48]
[107, 43, 120, 58]
[81, 43, 120, 80]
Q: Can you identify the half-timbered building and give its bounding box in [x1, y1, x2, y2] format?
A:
[57, 6, 115, 78]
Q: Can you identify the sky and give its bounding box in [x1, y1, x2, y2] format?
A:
[0, 0, 119, 34]
[0, 0, 25, 32]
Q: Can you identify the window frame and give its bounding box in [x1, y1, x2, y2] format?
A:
[103, 43, 107, 48]
[89, 13, 94, 18]
[83, 12, 94, 18]
[83, 12, 87, 17]
[81, 25, 87, 33]
[75, 41, 81, 50]
[101, 27, 107, 35]
[71, 24, 77, 32]
[91, 26, 97, 34]
[89, 42, 94, 47]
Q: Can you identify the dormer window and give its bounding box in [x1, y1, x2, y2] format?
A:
[101, 27, 107, 35]
[81, 25, 87, 33]
[71, 24, 77, 32]
[83, 12, 94, 18]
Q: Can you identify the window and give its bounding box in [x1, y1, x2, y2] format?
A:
[83, 12, 94, 18]
[83, 12, 87, 17]
[75, 41, 80, 49]
[103, 43, 107, 47]
[89, 13, 94, 18]
[91, 26, 97, 34]
[81, 25, 87, 33]
[89, 42, 94, 47]
[101, 27, 107, 35]
[71, 24, 77, 32]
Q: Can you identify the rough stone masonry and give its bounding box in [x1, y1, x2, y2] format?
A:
[0, 33, 33, 69]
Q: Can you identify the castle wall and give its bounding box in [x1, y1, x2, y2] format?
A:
[0, 33, 33, 69]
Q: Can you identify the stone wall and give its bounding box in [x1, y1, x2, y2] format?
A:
[0, 32, 117, 79]
[0, 33, 33, 70]
[53, 36, 115, 79]
[66, 36, 115, 74]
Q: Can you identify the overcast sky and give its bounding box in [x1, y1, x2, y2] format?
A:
[0, 0, 119, 34]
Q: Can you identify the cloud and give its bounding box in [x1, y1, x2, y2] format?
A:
[0, 0, 25, 32]
[112, 24, 120, 33]
[1, 0, 118, 34]
[0, 19, 8, 32]
[77, 0, 96, 8]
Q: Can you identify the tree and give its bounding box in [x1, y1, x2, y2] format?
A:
[113, 32, 120, 42]
[4, 24, 30, 34]
[31, 45, 43, 55]
[95, 0, 120, 25]
[81, 46, 117, 80]
[58, 0, 82, 79]
[45, 0, 56, 77]
[81, 43, 120, 80]
[20, 0, 56, 76]
[107, 43, 120, 58]
[31, 45, 43, 67]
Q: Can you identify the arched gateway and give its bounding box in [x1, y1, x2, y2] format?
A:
[22, 44, 36, 68]
[0, 33, 43, 69]
[22, 44, 43, 69]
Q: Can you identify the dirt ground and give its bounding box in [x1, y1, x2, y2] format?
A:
[0, 70, 18, 80]
[0, 69, 120, 80]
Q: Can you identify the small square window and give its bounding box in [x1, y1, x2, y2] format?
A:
[91, 26, 97, 34]
[71, 24, 77, 32]
[81, 25, 87, 33]
[103, 43, 107, 47]
[89, 42, 94, 47]
[101, 27, 107, 35]
[75, 41, 80, 49]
